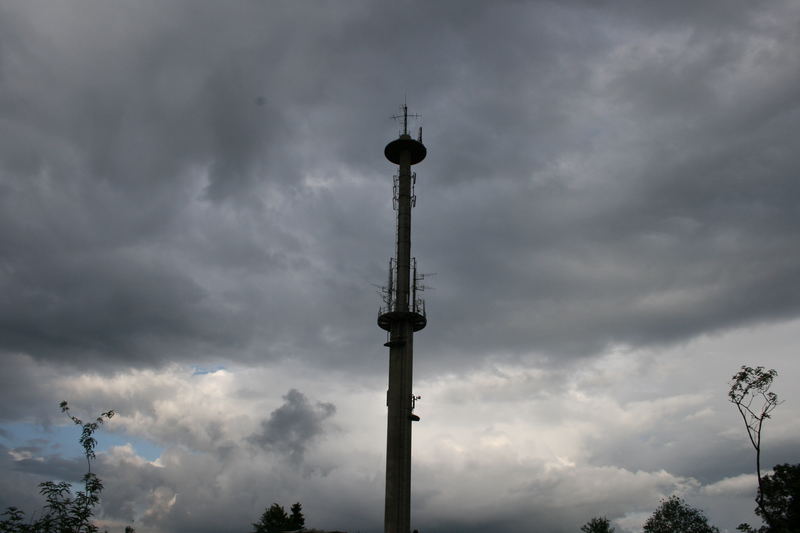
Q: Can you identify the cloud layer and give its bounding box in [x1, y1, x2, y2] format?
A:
[2, 1, 800, 532]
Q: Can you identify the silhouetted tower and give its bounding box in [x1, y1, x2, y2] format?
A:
[378, 104, 427, 533]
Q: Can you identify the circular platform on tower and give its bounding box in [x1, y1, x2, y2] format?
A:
[377, 310, 427, 332]
[385, 135, 426, 165]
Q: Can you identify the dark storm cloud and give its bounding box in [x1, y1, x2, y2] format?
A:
[249, 389, 335, 463]
[0, 249, 243, 366]
[1, 2, 800, 530]
[588, 431, 799, 487]
[0, 0, 438, 371]
[410, 1, 800, 369]
[10, 450, 85, 482]
[0, 444, 47, 514]
[0, 1, 361, 368]
[0, 440, 90, 513]
[1, 0, 796, 376]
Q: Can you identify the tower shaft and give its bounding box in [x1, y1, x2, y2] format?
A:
[385, 152, 414, 533]
[379, 107, 427, 533]
[394, 152, 413, 313]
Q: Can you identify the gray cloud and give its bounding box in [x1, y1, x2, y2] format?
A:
[10, 450, 85, 483]
[249, 389, 336, 464]
[0, 0, 797, 375]
[2, 1, 800, 532]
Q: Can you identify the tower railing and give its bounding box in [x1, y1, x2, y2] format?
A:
[378, 258, 426, 317]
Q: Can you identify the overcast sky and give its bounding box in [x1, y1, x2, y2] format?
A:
[2, 1, 800, 532]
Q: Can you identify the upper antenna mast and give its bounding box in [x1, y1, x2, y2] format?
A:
[391, 104, 420, 136]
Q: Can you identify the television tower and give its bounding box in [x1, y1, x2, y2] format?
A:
[378, 104, 427, 533]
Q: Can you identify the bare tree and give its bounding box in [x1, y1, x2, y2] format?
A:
[728, 366, 781, 523]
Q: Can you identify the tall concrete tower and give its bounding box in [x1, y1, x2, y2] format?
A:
[378, 104, 427, 533]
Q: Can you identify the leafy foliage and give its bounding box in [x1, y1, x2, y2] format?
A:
[729, 366, 781, 523]
[642, 495, 719, 533]
[0, 402, 114, 533]
[738, 463, 800, 533]
[60, 401, 116, 473]
[759, 463, 800, 531]
[289, 503, 305, 530]
[581, 516, 615, 532]
[728, 367, 780, 450]
[252, 502, 305, 533]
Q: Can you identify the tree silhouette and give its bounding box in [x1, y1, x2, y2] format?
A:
[253, 502, 305, 533]
[729, 366, 781, 523]
[581, 516, 615, 532]
[289, 502, 305, 530]
[643, 495, 719, 533]
[0, 402, 115, 533]
[738, 463, 800, 532]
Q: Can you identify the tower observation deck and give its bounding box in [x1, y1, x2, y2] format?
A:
[378, 104, 427, 533]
